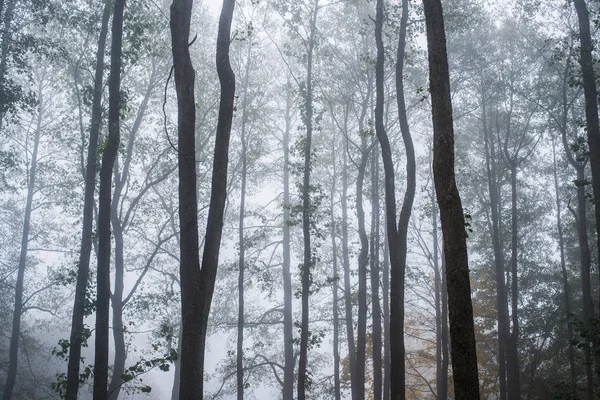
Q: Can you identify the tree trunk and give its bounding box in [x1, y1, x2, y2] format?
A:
[506, 163, 522, 400]
[330, 130, 342, 400]
[573, 1, 600, 337]
[341, 131, 357, 400]
[282, 79, 295, 400]
[481, 78, 509, 400]
[375, 0, 406, 398]
[370, 145, 382, 400]
[65, 0, 111, 397]
[422, 1, 480, 398]
[237, 45, 252, 399]
[107, 220, 126, 400]
[383, 212, 390, 400]
[170, 0, 200, 394]
[2, 76, 43, 400]
[551, 137, 577, 396]
[93, 0, 125, 396]
[298, 3, 318, 398]
[431, 164, 448, 400]
[356, 138, 369, 400]
[107, 63, 157, 400]
[175, 0, 236, 396]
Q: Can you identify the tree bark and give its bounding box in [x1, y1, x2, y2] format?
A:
[573, 2, 600, 339]
[298, 2, 319, 398]
[65, 0, 111, 397]
[2, 75, 43, 400]
[330, 130, 342, 400]
[422, 1, 480, 398]
[383, 211, 390, 400]
[341, 129, 358, 399]
[551, 137, 577, 396]
[370, 144, 382, 400]
[170, 0, 200, 395]
[93, 0, 125, 396]
[282, 79, 295, 400]
[375, 0, 405, 398]
[355, 137, 369, 400]
[237, 43, 252, 400]
[481, 75, 509, 400]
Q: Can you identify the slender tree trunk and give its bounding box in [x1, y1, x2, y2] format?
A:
[93, 0, 126, 396]
[2, 79, 43, 400]
[577, 162, 595, 400]
[506, 163, 522, 400]
[422, 1, 480, 398]
[107, 219, 126, 400]
[330, 130, 341, 400]
[375, 0, 406, 398]
[551, 137, 577, 395]
[482, 81, 509, 400]
[65, 0, 111, 397]
[298, 3, 318, 398]
[282, 79, 294, 400]
[342, 132, 357, 400]
[370, 144, 382, 400]
[107, 64, 157, 400]
[356, 138, 369, 400]
[383, 212, 390, 400]
[236, 47, 251, 399]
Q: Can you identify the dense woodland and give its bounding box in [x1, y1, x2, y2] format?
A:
[1, 0, 600, 398]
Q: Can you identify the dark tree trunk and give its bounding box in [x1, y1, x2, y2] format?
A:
[2, 80, 42, 400]
[573, 1, 600, 336]
[174, 0, 235, 396]
[341, 131, 358, 399]
[170, 0, 200, 395]
[330, 131, 341, 400]
[298, 3, 318, 398]
[551, 137, 577, 396]
[558, 59, 594, 395]
[375, 0, 406, 398]
[422, 1, 480, 398]
[431, 164, 448, 400]
[440, 249, 449, 399]
[107, 222, 126, 400]
[506, 163, 522, 400]
[93, 0, 126, 396]
[370, 145, 382, 400]
[383, 213, 390, 400]
[282, 79, 295, 400]
[356, 138, 369, 400]
[481, 79, 509, 400]
[65, 0, 111, 397]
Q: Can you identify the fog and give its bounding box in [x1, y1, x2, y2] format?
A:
[0, 0, 598, 399]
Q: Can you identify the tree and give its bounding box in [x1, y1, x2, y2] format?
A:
[93, 0, 126, 396]
[64, 0, 111, 397]
[2, 62, 45, 400]
[422, 0, 480, 398]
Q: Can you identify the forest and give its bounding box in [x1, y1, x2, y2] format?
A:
[1, 0, 600, 398]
